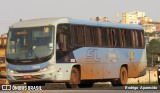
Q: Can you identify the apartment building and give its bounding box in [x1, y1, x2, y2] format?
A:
[122, 11, 145, 24]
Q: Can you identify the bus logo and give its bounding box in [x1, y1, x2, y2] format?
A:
[86, 48, 100, 62]
[106, 50, 119, 62]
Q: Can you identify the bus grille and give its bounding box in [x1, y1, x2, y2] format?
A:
[16, 70, 39, 73]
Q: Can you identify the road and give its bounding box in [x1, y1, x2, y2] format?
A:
[0, 90, 160, 93]
[0, 83, 160, 93]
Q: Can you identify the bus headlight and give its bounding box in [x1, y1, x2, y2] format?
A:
[10, 70, 14, 74]
[40, 68, 48, 72]
[158, 68, 160, 71]
[39, 64, 54, 72]
[7, 68, 17, 74]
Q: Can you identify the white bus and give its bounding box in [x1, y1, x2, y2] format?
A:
[6, 17, 147, 88]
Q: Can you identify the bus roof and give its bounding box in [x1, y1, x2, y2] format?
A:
[10, 17, 143, 30]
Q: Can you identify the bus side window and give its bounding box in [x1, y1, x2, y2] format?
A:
[57, 31, 65, 51]
[125, 29, 132, 48]
[140, 31, 145, 48]
[57, 25, 70, 51]
[131, 30, 139, 48]
[115, 29, 121, 47]
[137, 31, 144, 48]
[120, 29, 126, 47]
[97, 27, 102, 46]
[101, 28, 109, 47]
[109, 28, 113, 47]
[56, 24, 70, 63]
[111, 29, 117, 47]
[135, 30, 139, 48]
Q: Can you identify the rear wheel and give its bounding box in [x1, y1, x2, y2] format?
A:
[65, 67, 80, 88]
[119, 67, 128, 85]
[111, 66, 128, 86]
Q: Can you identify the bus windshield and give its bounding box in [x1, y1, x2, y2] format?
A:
[6, 26, 54, 64]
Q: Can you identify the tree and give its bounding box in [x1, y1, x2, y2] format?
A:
[146, 39, 160, 66]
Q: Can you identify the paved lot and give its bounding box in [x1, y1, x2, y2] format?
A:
[0, 84, 160, 93]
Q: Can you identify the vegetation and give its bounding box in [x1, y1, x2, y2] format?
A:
[145, 32, 158, 37]
[146, 39, 160, 67]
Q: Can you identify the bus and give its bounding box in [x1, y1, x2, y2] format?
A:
[6, 17, 147, 88]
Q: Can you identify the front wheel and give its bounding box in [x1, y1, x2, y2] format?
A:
[65, 67, 80, 88]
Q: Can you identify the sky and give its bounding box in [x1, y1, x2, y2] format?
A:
[0, 0, 160, 35]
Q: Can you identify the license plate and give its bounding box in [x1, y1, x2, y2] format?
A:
[23, 75, 32, 79]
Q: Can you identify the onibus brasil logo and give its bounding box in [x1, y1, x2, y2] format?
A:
[2, 85, 42, 91]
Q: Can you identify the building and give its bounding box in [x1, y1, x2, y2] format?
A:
[122, 11, 145, 24]
[90, 16, 109, 22]
[149, 22, 160, 32]
[156, 24, 160, 32]
[143, 22, 160, 33]
[142, 23, 156, 33]
[139, 16, 153, 25]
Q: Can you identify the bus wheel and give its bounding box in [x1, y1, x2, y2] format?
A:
[111, 67, 128, 86]
[158, 68, 160, 85]
[78, 81, 94, 88]
[119, 66, 128, 85]
[65, 67, 80, 88]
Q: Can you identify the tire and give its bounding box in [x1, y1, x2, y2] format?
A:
[158, 68, 160, 85]
[119, 67, 128, 85]
[111, 66, 128, 86]
[65, 67, 80, 88]
[78, 81, 94, 88]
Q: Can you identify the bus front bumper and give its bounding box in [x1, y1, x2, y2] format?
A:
[6, 73, 57, 84]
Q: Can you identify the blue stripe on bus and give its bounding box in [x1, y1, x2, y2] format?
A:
[73, 47, 144, 63]
[7, 62, 49, 71]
